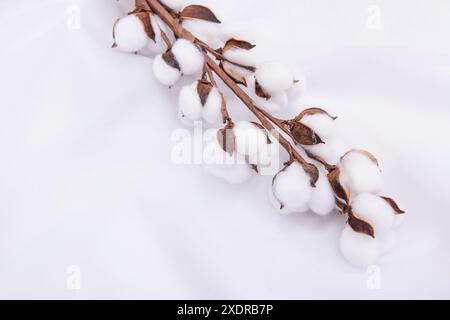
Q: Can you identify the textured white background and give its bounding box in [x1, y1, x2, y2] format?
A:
[0, 0, 449, 299]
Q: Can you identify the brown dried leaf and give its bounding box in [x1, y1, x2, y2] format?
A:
[348, 212, 375, 238]
[180, 5, 221, 23]
[255, 80, 271, 100]
[290, 122, 323, 145]
[220, 62, 247, 86]
[341, 149, 379, 167]
[197, 80, 213, 106]
[217, 128, 235, 156]
[297, 107, 337, 121]
[135, 12, 156, 42]
[162, 50, 180, 71]
[380, 196, 405, 214]
[327, 168, 349, 204]
[223, 38, 256, 51]
[302, 163, 319, 187]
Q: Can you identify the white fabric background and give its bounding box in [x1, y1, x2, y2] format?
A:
[0, 0, 449, 299]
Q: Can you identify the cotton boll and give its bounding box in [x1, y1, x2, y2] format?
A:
[288, 74, 306, 103]
[352, 193, 395, 235]
[234, 121, 268, 156]
[308, 174, 335, 216]
[171, 39, 204, 75]
[379, 232, 397, 255]
[178, 82, 202, 121]
[272, 162, 312, 212]
[182, 20, 220, 47]
[246, 76, 284, 113]
[159, 0, 184, 11]
[202, 88, 223, 126]
[329, 138, 350, 164]
[392, 214, 405, 229]
[340, 151, 383, 194]
[178, 107, 195, 127]
[340, 226, 380, 268]
[222, 163, 254, 184]
[255, 62, 294, 95]
[152, 54, 181, 86]
[223, 48, 256, 68]
[304, 143, 334, 164]
[301, 113, 336, 140]
[268, 182, 301, 214]
[114, 15, 149, 53]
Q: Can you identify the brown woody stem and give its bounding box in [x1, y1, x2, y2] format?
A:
[146, 0, 309, 166]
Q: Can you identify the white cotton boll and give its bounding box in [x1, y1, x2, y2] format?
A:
[268, 182, 300, 214]
[114, 15, 149, 53]
[159, 0, 184, 11]
[152, 54, 181, 86]
[178, 82, 202, 121]
[223, 48, 256, 68]
[304, 143, 334, 164]
[202, 88, 223, 126]
[148, 15, 169, 54]
[379, 232, 397, 255]
[287, 74, 306, 103]
[392, 214, 405, 229]
[340, 152, 383, 194]
[301, 114, 336, 140]
[203, 129, 235, 169]
[246, 76, 284, 113]
[272, 162, 312, 212]
[171, 39, 204, 75]
[234, 121, 268, 156]
[271, 91, 289, 109]
[178, 107, 194, 127]
[255, 62, 294, 95]
[222, 163, 254, 184]
[182, 20, 220, 47]
[352, 193, 395, 235]
[340, 226, 380, 268]
[329, 138, 350, 164]
[308, 174, 335, 216]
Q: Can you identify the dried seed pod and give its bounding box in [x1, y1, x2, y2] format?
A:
[295, 107, 337, 141]
[180, 5, 221, 23]
[327, 167, 350, 204]
[289, 120, 324, 146]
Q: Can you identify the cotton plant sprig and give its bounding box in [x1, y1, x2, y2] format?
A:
[112, 0, 405, 267]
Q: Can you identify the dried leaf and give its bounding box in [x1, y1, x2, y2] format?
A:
[255, 80, 271, 100]
[220, 62, 247, 86]
[135, 12, 156, 42]
[290, 122, 323, 145]
[327, 168, 349, 204]
[162, 50, 180, 71]
[302, 163, 319, 187]
[380, 196, 405, 214]
[217, 128, 235, 156]
[297, 107, 337, 121]
[348, 212, 375, 238]
[223, 38, 256, 51]
[197, 80, 213, 106]
[341, 149, 379, 167]
[180, 5, 221, 23]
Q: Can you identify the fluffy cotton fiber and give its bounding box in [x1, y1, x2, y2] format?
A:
[340, 151, 383, 194]
[152, 54, 181, 86]
[114, 15, 149, 53]
[178, 82, 203, 121]
[171, 39, 204, 75]
[351, 193, 395, 235]
[308, 173, 335, 216]
[340, 226, 380, 267]
[255, 61, 294, 95]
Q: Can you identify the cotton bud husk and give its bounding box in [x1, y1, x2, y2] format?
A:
[340, 226, 380, 268]
[255, 61, 294, 95]
[152, 53, 181, 86]
[203, 129, 235, 168]
[171, 39, 204, 75]
[351, 193, 395, 235]
[272, 161, 312, 213]
[340, 150, 383, 194]
[178, 82, 203, 121]
[308, 173, 335, 216]
[246, 76, 285, 113]
[221, 39, 257, 82]
[300, 113, 336, 141]
[113, 14, 150, 52]
[160, 0, 184, 12]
